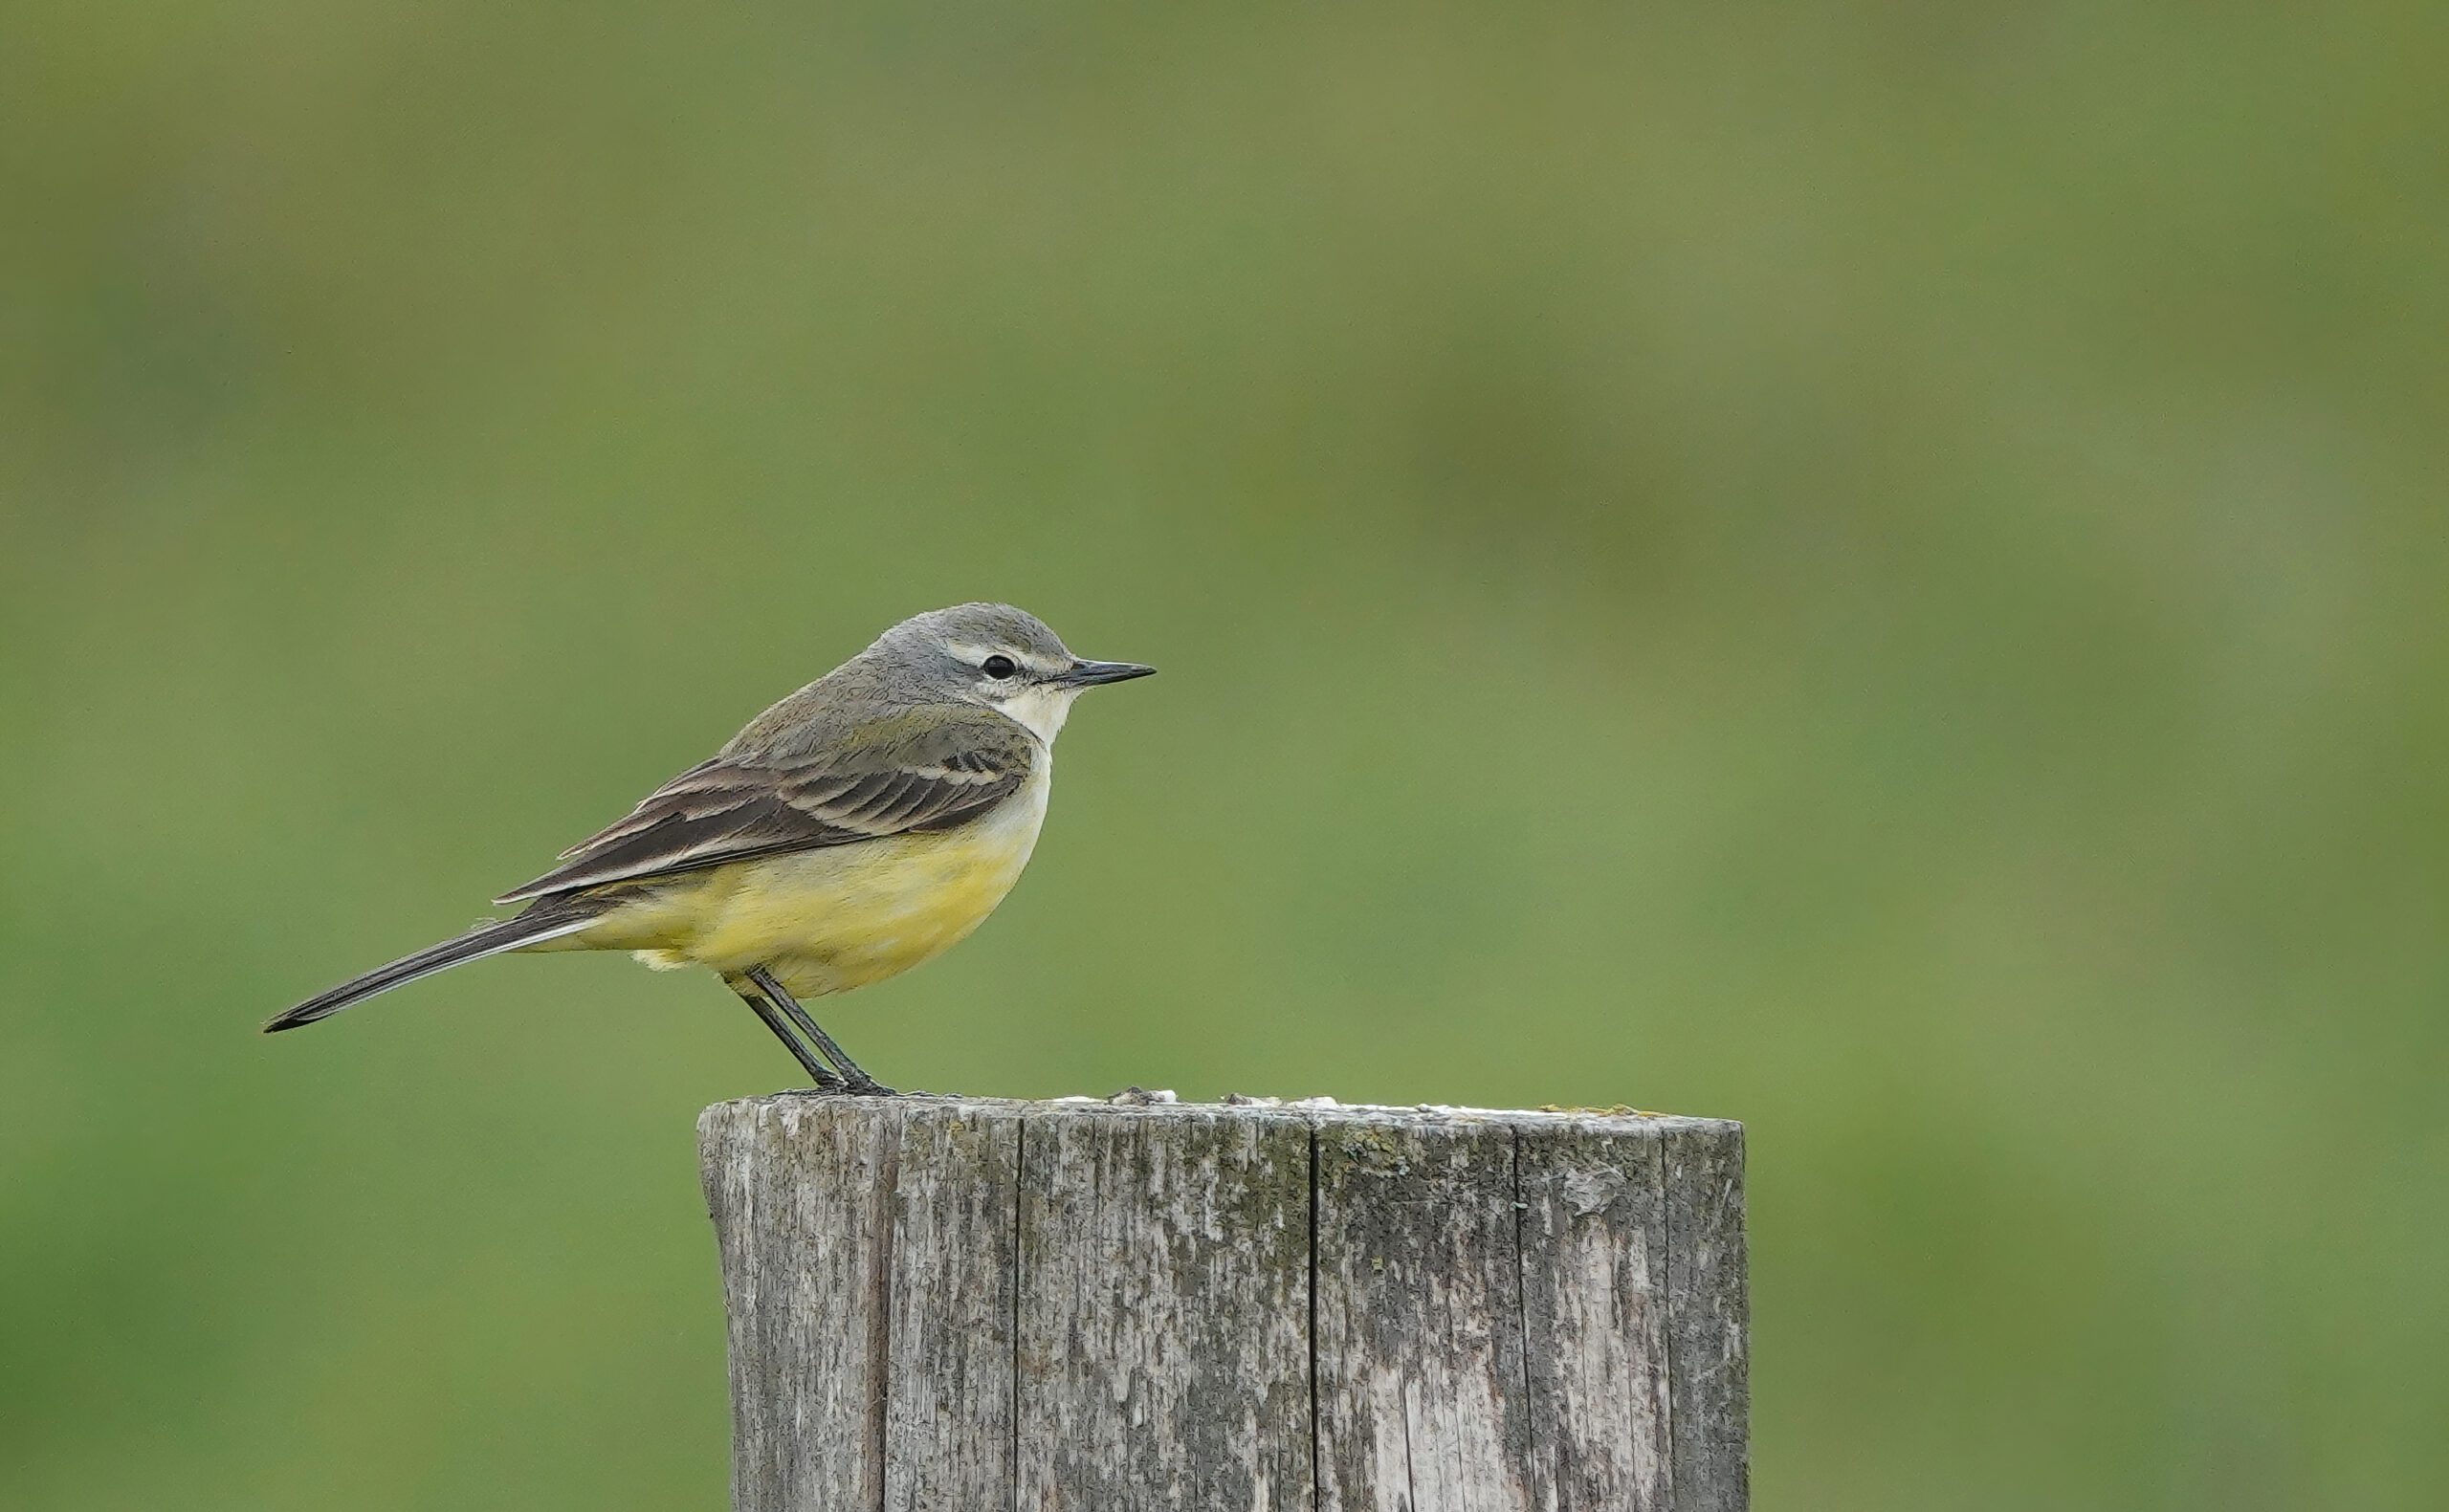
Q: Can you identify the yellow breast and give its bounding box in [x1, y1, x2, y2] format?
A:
[565, 756, 1053, 998]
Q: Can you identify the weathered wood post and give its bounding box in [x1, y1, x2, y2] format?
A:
[699, 1095, 1746, 1511]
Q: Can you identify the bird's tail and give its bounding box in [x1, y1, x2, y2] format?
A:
[264, 901, 602, 1033]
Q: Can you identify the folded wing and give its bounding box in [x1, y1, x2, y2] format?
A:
[495, 710, 1032, 904]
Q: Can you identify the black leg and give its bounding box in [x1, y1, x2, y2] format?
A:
[729, 978, 844, 1090]
[748, 965, 895, 1096]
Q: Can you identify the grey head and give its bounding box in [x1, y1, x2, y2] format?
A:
[852, 603, 1155, 743]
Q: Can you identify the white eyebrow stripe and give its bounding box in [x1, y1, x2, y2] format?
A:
[943, 640, 1068, 674]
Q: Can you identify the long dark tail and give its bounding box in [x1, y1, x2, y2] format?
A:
[264, 902, 601, 1033]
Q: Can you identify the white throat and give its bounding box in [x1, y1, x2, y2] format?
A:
[991, 683, 1084, 745]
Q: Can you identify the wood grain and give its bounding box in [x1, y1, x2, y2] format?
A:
[1663, 1120, 1750, 1511]
[1312, 1113, 1529, 1511]
[881, 1102, 1022, 1512]
[699, 1097, 1745, 1512]
[1016, 1104, 1313, 1510]
[699, 1096, 895, 1512]
[1515, 1118, 1673, 1510]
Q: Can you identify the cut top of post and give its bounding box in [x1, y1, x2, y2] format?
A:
[700, 1094, 1747, 1512]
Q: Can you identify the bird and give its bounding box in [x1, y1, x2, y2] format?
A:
[265, 603, 1155, 1093]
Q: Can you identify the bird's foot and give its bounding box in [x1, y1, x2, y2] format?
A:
[800, 1076, 897, 1098]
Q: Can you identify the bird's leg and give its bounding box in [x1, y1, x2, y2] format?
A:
[727, 977, 845, 1091]
[748, 965, 896, 1096]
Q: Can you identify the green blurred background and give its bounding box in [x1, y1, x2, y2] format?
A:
[6, 2, 2443, 1507]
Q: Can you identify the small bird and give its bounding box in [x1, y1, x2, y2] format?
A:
[266, 603, 1154, 1093]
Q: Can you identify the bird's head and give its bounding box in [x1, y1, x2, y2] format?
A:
[868, 603, 1155, 743]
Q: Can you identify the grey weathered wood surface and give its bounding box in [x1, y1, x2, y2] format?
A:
[700, 1096, 1746, 1511]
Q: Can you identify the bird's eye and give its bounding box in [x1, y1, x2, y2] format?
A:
[982, 654, 1019, 679]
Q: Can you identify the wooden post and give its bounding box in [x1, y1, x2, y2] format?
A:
[699, 1095, 1747, 1511]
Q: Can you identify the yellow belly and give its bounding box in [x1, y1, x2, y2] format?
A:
[541, 774, 1049, 998]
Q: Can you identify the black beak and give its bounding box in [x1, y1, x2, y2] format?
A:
[1059, 658, 1157, 688]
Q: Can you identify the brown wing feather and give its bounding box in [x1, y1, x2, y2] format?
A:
[494, 711, 1032, 904]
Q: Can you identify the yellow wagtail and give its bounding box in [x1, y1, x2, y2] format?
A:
[266, 603, 1154, 1093]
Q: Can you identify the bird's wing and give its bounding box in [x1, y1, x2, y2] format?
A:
[493, 707, 1034, 903]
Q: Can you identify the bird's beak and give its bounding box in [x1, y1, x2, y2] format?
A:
[1059, 658, 1157, 688]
